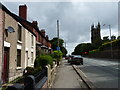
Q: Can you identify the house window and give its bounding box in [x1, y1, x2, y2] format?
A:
[18, 24, 22, 41]
[31, 35, 34, 46]
[31, 52, 33, 64]
[17, 50, 21, 67]
[26, 51, 28, 66]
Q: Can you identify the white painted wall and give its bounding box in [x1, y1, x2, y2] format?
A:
[0, 9, 4, 87]
[25, 29, 36, 67]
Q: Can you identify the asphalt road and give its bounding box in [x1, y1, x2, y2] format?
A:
[52, 59, 88, 88]
[77, 57, 120, 88]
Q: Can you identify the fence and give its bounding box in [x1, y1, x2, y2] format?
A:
[47, 62, 57, 87]
[6, 62, 57, 90]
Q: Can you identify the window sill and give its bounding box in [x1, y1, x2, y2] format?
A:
[31, 64, 34, 67]
[17, 40, 22, 44]
[16, 67, 22, 70]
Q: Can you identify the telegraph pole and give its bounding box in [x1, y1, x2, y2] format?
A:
[57, 20, 59, 49]
[108, 25, 113, 58]
[65, 42, 66, 49]
[57, 20, 60, 65]
[103, 24, 113, 58]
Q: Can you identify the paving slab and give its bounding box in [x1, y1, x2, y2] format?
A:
[52, 60, 86, 88]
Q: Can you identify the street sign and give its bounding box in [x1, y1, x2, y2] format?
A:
[56, 47, 60, 50]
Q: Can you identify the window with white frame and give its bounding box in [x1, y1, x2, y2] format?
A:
[17, 49, 21, 67]
[31, 35, 34, 46]
[18, 24, 22, 41]
[31, 52, 33, 64]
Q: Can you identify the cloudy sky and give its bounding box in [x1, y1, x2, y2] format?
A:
[2, 1, 119, 54]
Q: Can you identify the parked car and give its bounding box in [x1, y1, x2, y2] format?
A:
[65, 56, 69, 60]
[70, 55, 83, 65]
[68, 58, 71, 63]
[67, 55, 74, 63]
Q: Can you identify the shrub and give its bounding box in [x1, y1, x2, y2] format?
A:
[52, 50, 62, 62]
[100, 39, 120, 51]
[23, 66, 42, 77]
[89, 49, 99, 54]
[34, 55, 53, 68]
[34, 66, 42, 75]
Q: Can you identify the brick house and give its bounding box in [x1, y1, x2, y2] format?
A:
[0, 3, 52, 84]
[0, 3, 36, 83]
[0, 4, 4, 85]
[31, 22, 52, 56]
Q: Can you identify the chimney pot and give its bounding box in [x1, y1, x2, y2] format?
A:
[19, 4, 27, 20]
[41, 29, 45, 36]
[32, 21, 38, 27]
[46, 35, 49, 40]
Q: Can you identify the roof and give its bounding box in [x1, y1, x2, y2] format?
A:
[0, 3, 38, 37]
[0, 3, 51, 42]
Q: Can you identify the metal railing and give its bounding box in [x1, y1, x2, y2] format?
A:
[7, 67, 48, 90]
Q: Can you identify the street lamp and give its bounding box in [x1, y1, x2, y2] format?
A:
[103, 24, 113, 58]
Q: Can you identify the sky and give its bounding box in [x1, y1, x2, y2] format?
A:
[1, 0, 119, 54]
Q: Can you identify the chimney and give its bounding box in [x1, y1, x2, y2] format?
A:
[46, 35, 49, 40]
[19, 5, 27, 20]
[41, 29, 45, 36]
[32, 21, 38, 27]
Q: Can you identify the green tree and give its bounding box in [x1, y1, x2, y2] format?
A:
[73, 43, 95, 55]
[117, 36, 120, 39]
[50, 37, 67, 56]
[103, 36, 109, 41]
[111, 35, 116, 40]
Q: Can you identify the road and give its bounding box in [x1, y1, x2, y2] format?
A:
[77, 57, 119, 88]
[52, 59, 88, 88]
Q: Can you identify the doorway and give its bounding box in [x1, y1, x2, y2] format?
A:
[2, 47, 9, 83]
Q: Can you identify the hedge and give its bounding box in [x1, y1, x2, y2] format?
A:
[34, 55, 53, 68]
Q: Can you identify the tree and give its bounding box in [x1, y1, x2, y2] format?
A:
[50, 37, 67, 56]
[117, 36, 120, 39]
[111, 35, 116, 40]
[73, 43, 95, 55]
[103, 36, 109, 41]
[61, 46, 67, 57]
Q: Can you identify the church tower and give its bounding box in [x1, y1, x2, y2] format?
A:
[91, 22, 101, 43]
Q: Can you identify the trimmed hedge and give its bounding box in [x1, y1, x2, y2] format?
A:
[34, 55, 53, 68]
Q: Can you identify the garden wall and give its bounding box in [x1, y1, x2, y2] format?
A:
[87, 46, 120, 60]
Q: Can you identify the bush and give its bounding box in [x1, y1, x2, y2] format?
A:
[34, 55, 53, 68]
[100, 39, 120, 51]
[89, 49, 99, 54]
[52, 50, 62, 62]
[23, 66, 42, 77]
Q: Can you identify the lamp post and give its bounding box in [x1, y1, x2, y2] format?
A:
[103, 24, 113, 58]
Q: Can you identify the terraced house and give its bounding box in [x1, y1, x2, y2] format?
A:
[0, 3, 52, 84]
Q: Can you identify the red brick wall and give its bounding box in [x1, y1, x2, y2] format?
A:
[19, 5, 27, 19]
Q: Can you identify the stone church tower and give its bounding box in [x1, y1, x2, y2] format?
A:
[91, 22, 101, 43]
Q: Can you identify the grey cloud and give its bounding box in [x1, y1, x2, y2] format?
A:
[3, 2, 118, 54]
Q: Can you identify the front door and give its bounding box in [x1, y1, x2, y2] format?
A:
[2, 48, 9, 83]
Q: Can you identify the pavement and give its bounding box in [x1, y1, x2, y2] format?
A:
[52, 59, 87, 88]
